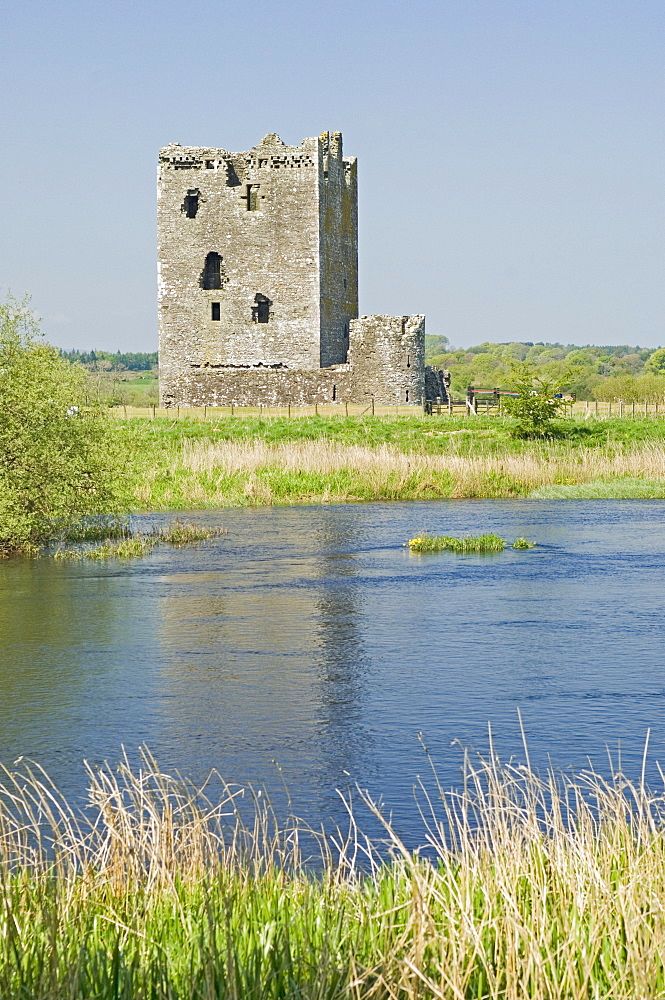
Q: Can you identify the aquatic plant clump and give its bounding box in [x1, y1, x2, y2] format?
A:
[153, 519, 225, 545]
[513, 536, 536, 548]
[408, 533, 506, 553]
[54, 536, 156, 560]
[0, 748, 664, 998]
[53, 520, 224, 560]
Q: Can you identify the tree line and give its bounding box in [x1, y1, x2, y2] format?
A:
[426, 336, 665, 401]
[58, 349, 158, 372]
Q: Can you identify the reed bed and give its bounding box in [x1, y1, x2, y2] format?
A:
[53, 520, 223, 560]
[2, 745, 665, 998]
[132, 436, 665, 507]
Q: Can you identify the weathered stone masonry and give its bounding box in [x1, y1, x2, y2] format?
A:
[158, 131, 428, 406]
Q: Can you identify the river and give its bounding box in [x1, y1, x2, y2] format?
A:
[1, 500, 664, 843]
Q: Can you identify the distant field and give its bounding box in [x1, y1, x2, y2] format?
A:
[113, 413, 665, 507]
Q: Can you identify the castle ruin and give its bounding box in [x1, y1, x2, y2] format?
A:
[158, 131, 438, 406]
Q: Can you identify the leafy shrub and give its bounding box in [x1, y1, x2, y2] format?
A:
[501, 362, 576, 437]
[0, 294, 129, 552]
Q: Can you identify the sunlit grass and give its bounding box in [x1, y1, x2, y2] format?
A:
[0, 745, 664, 998]
[110, 416, 665, 506]
[531, 477, 665, 499]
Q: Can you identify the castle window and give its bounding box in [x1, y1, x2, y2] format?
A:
[200, 252, 223, 290]
[407, 354, 411, 368]
[406, 390, 410, 402]
[211, 302, 220, 321]
[244, 184, 261, 210]
[252, 293, 272, 323]
[205, 160, 215, 169]
[182, 190, 199, 218]
[225, 162, 241, 187]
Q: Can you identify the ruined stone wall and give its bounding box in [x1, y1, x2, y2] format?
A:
[165, 366, 353, 407]
[347, 315, 425, 404]
[163, 314, 426, 407]
[318, 131, 358, 367]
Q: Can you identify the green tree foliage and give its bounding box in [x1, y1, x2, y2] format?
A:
[425, 338, 664, 399]
[645, 347, 665, 373]
[593, 373, 665, 403]
[0, 295, 129, 552]
[501, 362, 576, 437]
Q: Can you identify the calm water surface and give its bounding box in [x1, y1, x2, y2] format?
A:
[1, 500, 664, 841]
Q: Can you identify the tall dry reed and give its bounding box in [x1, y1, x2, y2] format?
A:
[164, 437, 665, 501]
[1, 743, 665, 997]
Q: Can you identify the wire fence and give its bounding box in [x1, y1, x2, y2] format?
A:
[110, 399, 665, 421]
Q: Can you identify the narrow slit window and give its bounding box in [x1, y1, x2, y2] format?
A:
[407, 354, 411, 368]
[200, 252, 223, 289]
[211, 302, 221, 321]
[244, 184, 260, 210]
[406, 389, 410, 403]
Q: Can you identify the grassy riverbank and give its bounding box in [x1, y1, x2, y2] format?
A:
[1, 749, 664, 999]
[116, 414, 665, 506]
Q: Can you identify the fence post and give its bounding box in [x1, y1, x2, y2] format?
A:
[371, 398, 375, 416]
[345, 402, 348, 417]
[152, 404, 156, 419]
[645, 399, 648, 417]
[315, 403, 318, 417]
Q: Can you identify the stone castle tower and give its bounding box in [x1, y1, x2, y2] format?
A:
[158, 131, 426, 406]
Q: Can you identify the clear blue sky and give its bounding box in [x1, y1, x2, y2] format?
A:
[1, 0, 663, 351]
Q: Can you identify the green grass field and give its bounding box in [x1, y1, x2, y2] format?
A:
[113, 414, 665, 507]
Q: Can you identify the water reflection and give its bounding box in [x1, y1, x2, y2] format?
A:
[312, 512, 374, 810]
[0, 501, 665, 842]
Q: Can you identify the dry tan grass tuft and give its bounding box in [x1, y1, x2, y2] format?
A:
[2, 745, 665, 997]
